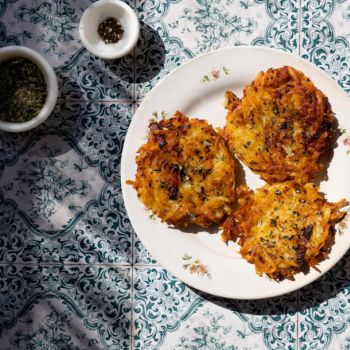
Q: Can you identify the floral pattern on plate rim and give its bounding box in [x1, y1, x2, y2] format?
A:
[200, 66, 230, 82]
[182, 253, 210, 277]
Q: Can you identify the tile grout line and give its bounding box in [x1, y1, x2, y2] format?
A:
[56, 99, 143, 104]
[297, 2, 302, 349]
[0, 262, 131, 268]
[298, 0, 302, 57]
[133, 0, 137, 106]
[0, 262, 161, 267]
[130, 110, 135, 350]
[296, 289, 300, 350]
[131, 11, 137, 344]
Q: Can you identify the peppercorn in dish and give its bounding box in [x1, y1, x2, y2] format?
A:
[127, 112, 235, 227]
[222, 182, 348, 281]
[224, 66, 335, 183]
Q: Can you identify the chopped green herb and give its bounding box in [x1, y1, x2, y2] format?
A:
[182, 254, 192, 260]
[149, 213, 156, 221]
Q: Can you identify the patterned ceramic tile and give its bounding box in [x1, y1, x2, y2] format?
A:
[301, 0, 350, 94]
[0, 264, 132, 350]
[133, 267, 298, 349]
[135, 0, 300, 99]
[2, 0, 350, 349]
[298, 251, 350, 350]
[56, 48, 134, 101]
[133, 232, 158, 265]
[0, 0, 134, 101]
[0, 102, 133, 264]
[133, 267, 207, 350]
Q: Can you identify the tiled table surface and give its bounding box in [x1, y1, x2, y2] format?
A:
[0, 0, 350, 349]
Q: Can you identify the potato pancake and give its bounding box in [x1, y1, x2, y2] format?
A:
[222, 182, 348, 281]
[224, 66, 335, 183]
[128, 112, 235, 227]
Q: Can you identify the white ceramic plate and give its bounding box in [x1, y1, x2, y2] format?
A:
[121, 46, 350, 299]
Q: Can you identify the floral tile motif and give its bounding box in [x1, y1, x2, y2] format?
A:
[251, 0, 299, 51]
[133, 267, 297, 350]
[162, 307, 266, 350]
[133, 267, 204, 349]
[135, 0, 299, 99]
[134, 11, 193, 100]
[133, 231, 158, 265]
[0, 102, 133, 264]
[56, 48, 134, 101]
[0, 0, 134, 101]
[2, 0, 350, 349]
[0, 0, 79, 63]
[301, 0, 350, 94]
[0, 264, 132, 350]
[208, 293, 298, 350]
[298, 251, 350, 350]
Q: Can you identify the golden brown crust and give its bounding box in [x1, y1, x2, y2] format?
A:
[129, 112, 236, 227]
[222, 182, 348, 280]
[224, 66, 335, 183]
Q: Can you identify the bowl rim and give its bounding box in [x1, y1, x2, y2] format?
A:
[79, 0, 140, 59]
[0, 46, 58, 133]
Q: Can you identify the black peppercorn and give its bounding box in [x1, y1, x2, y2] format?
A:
[98, 17, 124, 44]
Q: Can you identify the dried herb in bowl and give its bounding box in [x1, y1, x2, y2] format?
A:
[0, 57, 47, 123]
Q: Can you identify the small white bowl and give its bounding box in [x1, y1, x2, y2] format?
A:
[0, 46, 58, 133]
[79, 0, 139, 59]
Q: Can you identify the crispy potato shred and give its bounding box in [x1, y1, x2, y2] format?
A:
[222, 182, 348, 280]
[224, 66, 335, 183]
[128, 112, 235, 227]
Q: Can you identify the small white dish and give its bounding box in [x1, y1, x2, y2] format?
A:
[0, 46, 58, 133]
[79, 0, 139, 59]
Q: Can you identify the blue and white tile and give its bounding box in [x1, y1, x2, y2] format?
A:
[133, 267, 298, 349]
[162, 306, 264, 350]
[135, 0, 300, 99]
[0, 264, 132, 350]
[0, 0, 134, 100]
[131, 102, 157, 265]
[301, 0, 350, 94]
[56, 48, 134, 101]
[133, 233, 158, 265]
[133, 267, 206, 349]
[0, 102, 133, 264]
[298, 251, 350, 350]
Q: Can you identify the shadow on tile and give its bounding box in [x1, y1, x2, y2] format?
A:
[298, 250, 350, 312]
[194, 289, 298, 316]
[56, 47, 134, 101]
[192, 249, 350, 316]
[134, 21, 165, 84]
[0, 264, 132, 349]
[103, 21, 165, 88]
[0, 101, 133, 265]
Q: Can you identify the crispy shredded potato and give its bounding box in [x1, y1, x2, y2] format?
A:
[224, 66, 335, 183]
[127, 112, 235, 227]
[222, 182, 348, 281]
